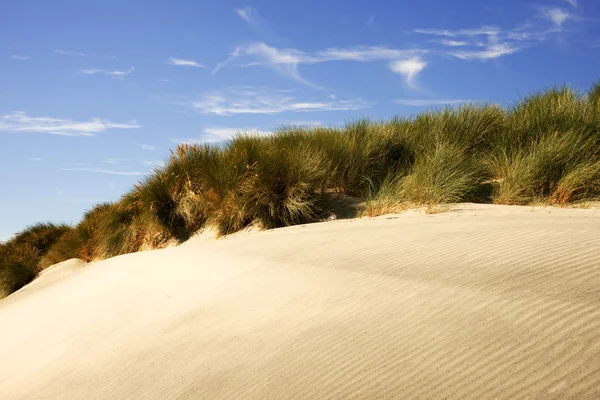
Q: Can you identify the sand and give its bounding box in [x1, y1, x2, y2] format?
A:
[1, 203, 600, 399]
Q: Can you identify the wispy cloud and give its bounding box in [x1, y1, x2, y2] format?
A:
[141, 144, 156, 150]
[414, 26, 501, 38]
[167, 57, 204, 68]
[539, 7, 572, 29]
[235, 6, 267, 31]
[389, 57, 427, 86]
[394, 98, 476, 107]
[236, 6, 254, 21]
[235, 6, 282, 41]
[366, 15, 375, 26]
[28, 157, 44, 161]
[449, 43, 523, 60]
[226, 43, 423, 65]
[215, 42, 426, 86]
[316, 46, 424, 62]
[433, 39, 469, 47]
[9, 55, 31, 61]
[238, 43, 318, 86]
[79, 67, 134, 79]
[0, 111, 140, 136]
[55, 49, 115, 58]
[59, 167, 144, 176]
[415, 25, 528, 61]
[142, 160, 166, 168]
[415, 5, 583, 61]
[193, 88, 368, 115]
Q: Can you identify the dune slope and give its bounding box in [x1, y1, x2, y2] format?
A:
[1, 204, 600, 399]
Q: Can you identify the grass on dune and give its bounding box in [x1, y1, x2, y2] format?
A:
[0, 243, 41, 297]
[3, 81, 600, 299]
[0, 223, 72, 296]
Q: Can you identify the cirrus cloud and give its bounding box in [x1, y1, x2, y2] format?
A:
[214, 42, 427, 87]
[193, 88, 369, 116]
[79, 67, 135, 79]
[167, 57, 205, 68]
[0, 111, 140, 136]
[9, 55, 31, 61]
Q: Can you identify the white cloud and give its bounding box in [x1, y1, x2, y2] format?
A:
[158, 79, 170, 82]
[59, 167, 144, 176]
[10, 55, 31, 61]
[0, 111, 140, 136]
[215, 42, 426, 87]
[434, 39, 469, 47]
[142, 160, 167, 168]
[315, 46, 423, 62]
[415, 25, 532, 61]
[414, 26, 500, 38]
[394, 99, 476, 107]
[141, 144, 156, 150]
[167, 57, 204, 68]
[449, 43, 522, 60]
[241, 43, 318, 86]
[366, 15, 375, 26]
[565, 0, 577, 7]
[235, 43, 422, 64]
[55, 49, 115, 58]
[540, 7, 572, 28]
[389, 57, 427, 86]
[236, 6, 253, 22]
[80, 67, 134, 79]
[28, 157, 44, 161]
[193, 88, 368, 115]
[235, 6, 267, 30]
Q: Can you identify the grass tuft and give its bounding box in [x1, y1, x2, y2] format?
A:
[399, 143, 486, 206]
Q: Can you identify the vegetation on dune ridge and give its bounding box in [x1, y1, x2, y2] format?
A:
[0, 223, 71, 297]
[2, 82, 600, 298]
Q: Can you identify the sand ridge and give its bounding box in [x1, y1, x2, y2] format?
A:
[1, 204, 599, 399]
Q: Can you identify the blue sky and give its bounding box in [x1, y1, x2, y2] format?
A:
[1, 0, 599, 240]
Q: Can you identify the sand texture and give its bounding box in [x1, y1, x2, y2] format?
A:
[1, 204, 600, 399]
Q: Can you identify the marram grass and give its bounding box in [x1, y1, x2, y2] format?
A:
[2, 82, 600, 298]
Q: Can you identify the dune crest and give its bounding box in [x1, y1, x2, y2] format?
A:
[1, 204, 600, 399]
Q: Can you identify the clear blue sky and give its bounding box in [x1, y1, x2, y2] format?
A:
[1, 0, 599, 240]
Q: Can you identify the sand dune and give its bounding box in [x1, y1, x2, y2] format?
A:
[1, 204, 600, 399]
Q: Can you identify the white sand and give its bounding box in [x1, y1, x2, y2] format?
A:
[1, 203, 600, 399]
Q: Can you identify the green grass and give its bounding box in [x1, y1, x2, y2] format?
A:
[3, 81, 600, 298]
